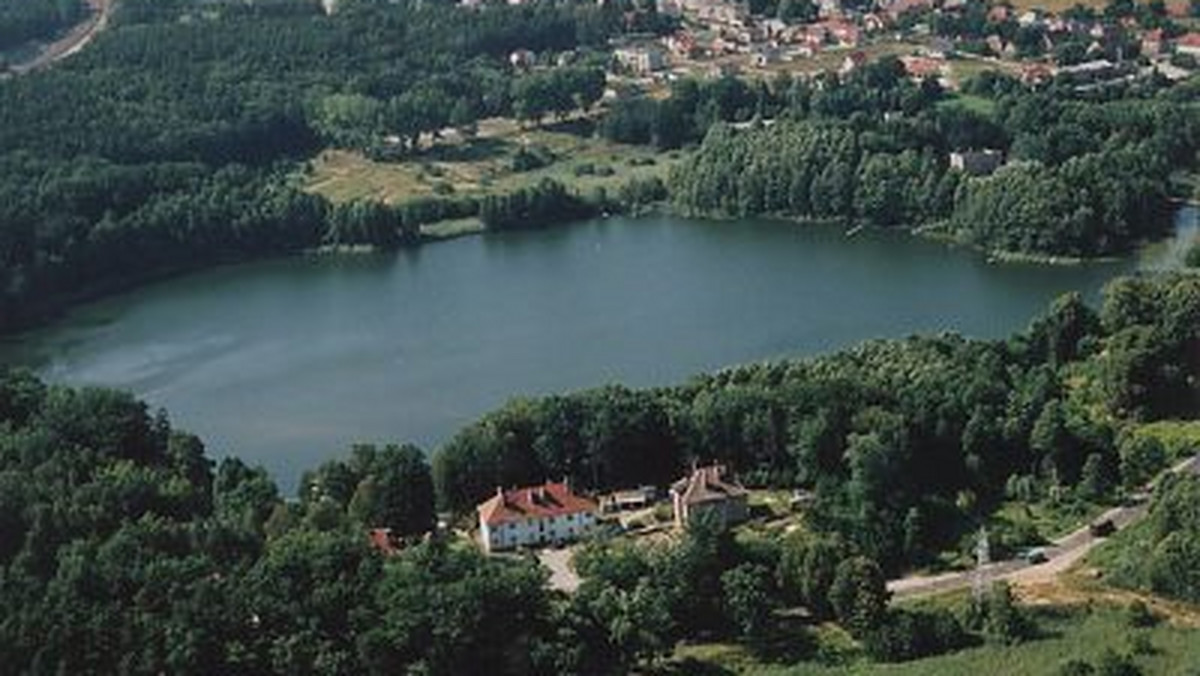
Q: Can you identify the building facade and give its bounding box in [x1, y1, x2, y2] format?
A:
[670, 464, 749, 530]
[477, 481, 599, 553]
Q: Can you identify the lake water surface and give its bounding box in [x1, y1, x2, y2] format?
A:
[4, 209, 1195, 493]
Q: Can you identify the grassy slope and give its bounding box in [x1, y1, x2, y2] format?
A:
[304, 119, 684, 211]
[671, 605, 1200, 676]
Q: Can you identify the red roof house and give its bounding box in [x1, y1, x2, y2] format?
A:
[1177, 32, 1200, 57]
[477, 481, 599, 552]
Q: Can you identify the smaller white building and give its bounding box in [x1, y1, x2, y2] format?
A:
[613, 47, 666, 75]
[478, 481, 599, 553]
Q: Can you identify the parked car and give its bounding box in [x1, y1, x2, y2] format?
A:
[1089, 519, 1116, 537]
[1022, 547, 1048, 564]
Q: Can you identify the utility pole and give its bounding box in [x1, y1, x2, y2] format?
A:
[972, 525, 991, 603]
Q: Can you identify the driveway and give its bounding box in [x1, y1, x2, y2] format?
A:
[537, 547, 582, 594]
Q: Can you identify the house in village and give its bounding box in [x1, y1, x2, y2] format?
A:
[368, 528, 402, 556]
[841, 50, 868, 75]
[1142, 28, 1165, 58]
[1177, 33, 1200, 58]
[670, 464, 749, 529]
[900, 55, 947, 82]
[614, 46, 666, 75]
[665, 31, 699, 58]
[1020, 62, 1055, 86]
[477, 481, 599, 553]
[509, 49, 536, 70]
[950, 149, 1004, 175]
[753, 45, 782, 67]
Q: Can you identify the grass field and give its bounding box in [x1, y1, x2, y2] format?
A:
[304, 119, 684, 214]
[669, 604, 1200, 675]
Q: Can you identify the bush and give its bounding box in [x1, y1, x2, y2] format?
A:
[864, 608, 973, 662]
[1128, 632, 1154, 656]
[1095, 649, 1142, 676]
[1185, 240, 1200, 269]
[511, 145, 555, 172]
[652, 502, 674, 523]
[964, 581, 1035, 645]
[1125, 600, 1157, 628]
[1058, 658, 1095, 676]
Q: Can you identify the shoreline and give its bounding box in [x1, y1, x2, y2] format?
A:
[3, 203, 1193, 340]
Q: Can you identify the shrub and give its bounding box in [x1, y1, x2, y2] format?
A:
[1125, 600, 1157, 628]
[864, 608, 973, 662]
[511, 145, 555, 172]
[1059, 659, 1095, 676]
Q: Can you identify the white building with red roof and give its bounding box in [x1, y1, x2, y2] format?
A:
[477, 480, 599, 553]
[1176, 33, 1200, 58]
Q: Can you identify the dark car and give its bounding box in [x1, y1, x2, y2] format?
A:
[1089, 519, 1116, 538]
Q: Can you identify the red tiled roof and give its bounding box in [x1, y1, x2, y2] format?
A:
[368, 528, 400, 556]
[900, 55, 945, 77]
[1178, 33, 1200, 48]
[477, 481, 598, 526]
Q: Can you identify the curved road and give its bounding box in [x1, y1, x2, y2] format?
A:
[5, 0, 113, 76]
[889, 453, 1200, 600]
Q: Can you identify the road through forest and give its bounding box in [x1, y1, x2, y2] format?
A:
[5, 0, 113, 76]
[888, 453, 1200, 600]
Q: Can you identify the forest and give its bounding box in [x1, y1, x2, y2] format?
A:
[0, 0, 84, 51]
[0, 272, 1193, 673]
[660, 62, 1197, 257]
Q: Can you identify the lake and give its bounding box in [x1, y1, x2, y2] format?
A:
[3, 208, 1195, 493]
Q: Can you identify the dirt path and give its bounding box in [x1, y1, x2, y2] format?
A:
[889, 453, 1200, 601]
[5, 0, 113, 76]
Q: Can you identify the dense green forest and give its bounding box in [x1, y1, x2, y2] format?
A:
[1, 273, 1192, 673]
[661, 64, 1198, 257]
[0, 0, 84, 51]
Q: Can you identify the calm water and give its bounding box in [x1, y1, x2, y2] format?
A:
[3, 209, 1195, 493]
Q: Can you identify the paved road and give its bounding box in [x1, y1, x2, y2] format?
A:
[6, 0, 113, 76]
[889, 453, 1200, 600]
